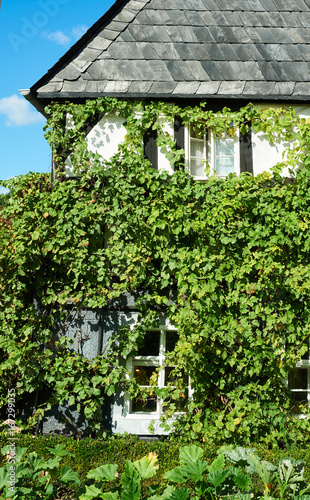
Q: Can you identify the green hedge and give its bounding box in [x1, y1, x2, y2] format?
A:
[1, 433, 310, 497]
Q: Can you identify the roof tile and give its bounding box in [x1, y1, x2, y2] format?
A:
[201, 60, 226, 79]
[185, 11, 206, 26]
[197, 81, 221, 93]
[152, 25, 174, 42]
[172, 82, 200, 94]
[229, 61, 265, 80]
[149, 81, 176, 93]
[200, 0, 219, 9]
[62, 80, 87, 92]
[165, 25, 199, 42]
[259, 0, 277, 10]
[193, 26, 218, 42]
[293, 82, 310, 95]
[104, 81, 131, 92]
[243, 81, 276, 94]
[271, 82, 295, 94]
[218, 81, 246, 94]
[128, 81, 153, 93]
[174, 42, 196, 59]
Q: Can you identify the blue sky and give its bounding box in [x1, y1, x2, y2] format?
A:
[0, 0, 115, 192]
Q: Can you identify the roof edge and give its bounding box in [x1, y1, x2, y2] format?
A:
[19, 89, 49, 117]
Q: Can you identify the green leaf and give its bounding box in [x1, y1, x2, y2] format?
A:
[78, 484, 104, 500]
[87, 464, 118, 482]
[133, 453, 158, 479]
[179, 445, 204, 465]
[60, 466, 81, 486]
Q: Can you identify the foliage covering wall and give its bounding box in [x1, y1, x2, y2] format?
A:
[1, 98, 310, 445]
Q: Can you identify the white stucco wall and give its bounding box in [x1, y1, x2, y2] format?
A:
[86, 113, 127, 161]
[252, 104, 310, 176]
[65, 113, 127, 176]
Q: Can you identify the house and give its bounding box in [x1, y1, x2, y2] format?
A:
[20, 0, 310, 436]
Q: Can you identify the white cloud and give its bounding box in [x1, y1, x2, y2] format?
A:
[0, 95, 44, 127]
[42, 30, 71, 45]
[41, 25, 88, 46]
[71, 25, 88, 40]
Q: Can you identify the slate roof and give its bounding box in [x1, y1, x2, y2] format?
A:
[24, 0, 310, 104]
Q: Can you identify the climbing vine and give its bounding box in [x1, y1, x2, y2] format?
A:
[1, 98, 310, 444]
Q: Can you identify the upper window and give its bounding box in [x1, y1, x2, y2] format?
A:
[127, 329, 190, 416]
[186, 123, 239, 180]
[289, 340, 310, 414]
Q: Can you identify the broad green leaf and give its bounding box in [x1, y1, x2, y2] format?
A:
[207, 469, 231, 488]
[60, 465, 81, 486]
[47, 443, 74, 458]
[87, 464, 118, 482]
[79, 484, 104, 500]
[179, 445, 204, 465]
[134, 453, 158, 479]
[101, 493, 119, 500]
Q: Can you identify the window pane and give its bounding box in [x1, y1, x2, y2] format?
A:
[163, 389, 188, 411]
[134, 365, 156, 385]
[215, 137, 234, 156]
[288, 368, 307, 390]
[164, 367, 188, 385]
[290, 391, 308, 413]
[190, 158, 206, 177]
[132, 394, 157, 412]
[137, 331, 160, 356]
[190, 139, 205, 159]
[166, 331, 179, 353]
[215, 157, 234, 176]
[190, 123, 205, 139]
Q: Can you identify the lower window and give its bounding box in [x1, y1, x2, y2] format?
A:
[128, 329, 189, 416]
[289, 342, 310, 414]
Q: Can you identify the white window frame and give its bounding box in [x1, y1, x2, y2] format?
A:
[289, 355, 310, 416]
[124, 327, 192, 420]
[184, 123, 240, 180]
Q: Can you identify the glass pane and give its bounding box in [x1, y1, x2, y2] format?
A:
[190, 138, 205, 159]
[190, 123, 205, 139]
[190, 158, 206, 178]
[132, 393, 157, 412]
[137, 331, 160, 356]
[215, 157, 234, 176]
[215, 137, 234, 156]
[133, 365, 156, 385]
[164, 367, 189, 385]
[166, 331, 179, 353]
[290, 391, 308, 413]
[288, 368, 307, 390]
[163, 389, 188, 411]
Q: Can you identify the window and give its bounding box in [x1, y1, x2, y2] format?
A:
[289, 340, 310, 414]
[127, 329, 189, 416]
[185, 123, 239, 180]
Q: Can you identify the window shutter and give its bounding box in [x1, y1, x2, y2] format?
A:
[174, 115, 185, 170]
[239, 121, 253, 174]
[144, 126, 158, 170]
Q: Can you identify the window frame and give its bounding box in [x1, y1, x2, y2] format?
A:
[184, 122, 240, 180]
[289, 355, 310, 416]
[124, 327, 191, 420]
